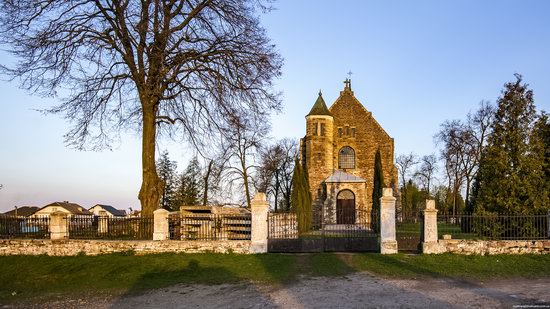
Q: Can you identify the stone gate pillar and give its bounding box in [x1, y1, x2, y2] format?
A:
[422, 199, 439, 254]
[250, 192, 269, 253]
[380, 188, 398, 254]
[50, 211, 69, 240]
[153, 208, 169, 241]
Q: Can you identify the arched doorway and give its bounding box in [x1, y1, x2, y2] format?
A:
[336, 190, 355, 224]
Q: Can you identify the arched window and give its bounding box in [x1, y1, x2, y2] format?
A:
[338, 146, 355, 169]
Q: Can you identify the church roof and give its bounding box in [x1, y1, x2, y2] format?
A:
[307, 91, 332, 116]
[324, 170, 366, 183]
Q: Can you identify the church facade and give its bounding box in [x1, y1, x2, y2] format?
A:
[300, 80, 398, 225]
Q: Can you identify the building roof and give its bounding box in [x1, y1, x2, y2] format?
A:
[307, 91, 332, 116]
[324, 170, 366, 183]
[3, 206, 40, 217]
[91, 204, 126, 216]
[41, 201, 92, 215]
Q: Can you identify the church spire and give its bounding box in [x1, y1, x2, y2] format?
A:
[307, 90, 331, 116]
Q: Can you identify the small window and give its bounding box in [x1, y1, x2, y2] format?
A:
[346, 126, 350, 136]
[320, 123, 325, 136]
[338, 127, 343, 137]
[351, 128, 356, 138]
[313, 122, 318, 136]
[338, 146, 355, 169]
[317, 153, 322, 161]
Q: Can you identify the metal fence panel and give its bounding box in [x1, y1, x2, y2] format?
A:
[67, 216, 153, 240]
[0, 216, 50, 239]
[438, 213, 549, 240]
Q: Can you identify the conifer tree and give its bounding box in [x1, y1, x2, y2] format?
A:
[156, 151, 178, 211]
[473, 74, 549, 213]
[175, 157, 203, 207]
[372, 149, 385, 212]
[291, 158, 312, 234]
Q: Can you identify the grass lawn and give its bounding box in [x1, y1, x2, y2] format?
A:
[1, 252, 550, 304]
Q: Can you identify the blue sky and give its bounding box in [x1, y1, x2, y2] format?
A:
[1, 0, 549, 212]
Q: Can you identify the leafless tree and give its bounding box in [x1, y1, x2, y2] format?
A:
[0, 1, 282, 217]
[256, 138, 297, 211]
[435, 101, 495, 213]
[415, 154, 438, 196]
[395, 152, 418, 214]
[223, 114, 267, 208]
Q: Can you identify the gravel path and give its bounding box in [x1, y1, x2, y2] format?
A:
[13, 273, 550, 309]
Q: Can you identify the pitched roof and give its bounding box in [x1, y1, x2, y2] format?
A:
[3, 206, 40, 217]
[91, 204, 126, 216]
[307, 91, 332, 116]
[324, 170, 366, 183]
[42, 201, 92, 215]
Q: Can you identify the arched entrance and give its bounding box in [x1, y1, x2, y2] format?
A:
[336, 190, 355, 224]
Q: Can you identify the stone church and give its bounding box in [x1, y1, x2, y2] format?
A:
[300, 79, 398, 225]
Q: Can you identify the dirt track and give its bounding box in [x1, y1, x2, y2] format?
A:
[18, 273, 550, 309]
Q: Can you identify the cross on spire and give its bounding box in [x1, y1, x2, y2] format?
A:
[344, 71, 353, 90]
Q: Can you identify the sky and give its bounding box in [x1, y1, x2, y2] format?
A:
[1, 0, 549, 212]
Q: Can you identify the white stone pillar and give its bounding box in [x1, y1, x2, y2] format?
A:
[250, 192, 269, 253]
[380, 188, 398, 254]
[50, 211, 69, 240]
[153, 209, 169, 241]
[98, 211, 108, 234]
[422, 199, 440, 254]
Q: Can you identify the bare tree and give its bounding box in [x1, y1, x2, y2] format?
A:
[435, 101, 495, 213]
[256, 138, 297, 211]
[395, 152, 418, 216]
[0, 1, 282, 217]
[223, 114, 267, 208]
[415, 154, 438, 196]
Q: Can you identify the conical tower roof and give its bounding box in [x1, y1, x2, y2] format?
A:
[307, 91, 332, 116]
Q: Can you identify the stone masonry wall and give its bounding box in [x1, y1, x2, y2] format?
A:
[435, 239, 550, 255]
[327, 87, 398, 211]
[0, 239, 251, 256]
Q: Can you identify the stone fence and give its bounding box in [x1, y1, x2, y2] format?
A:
[0, 193, 268, 256]
[421, 200, 550, 255]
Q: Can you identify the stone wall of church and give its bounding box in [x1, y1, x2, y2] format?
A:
[328, 89, 398, 211]
[305, 115, 334, 215]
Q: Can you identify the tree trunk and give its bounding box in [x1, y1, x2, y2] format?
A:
[203, 160, 214, 206]
[138, 103, 162, 218]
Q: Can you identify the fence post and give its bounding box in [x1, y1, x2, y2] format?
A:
[380, 188, 398, 254]
[98, 211, 108, 235]
[50, 211, 68, 240]
[250, 192, 269, 253]
[153, 209, 169, 241]
[422, 199, 439, 254]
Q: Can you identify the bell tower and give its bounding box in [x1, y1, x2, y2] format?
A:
[304, 91, 334, 211]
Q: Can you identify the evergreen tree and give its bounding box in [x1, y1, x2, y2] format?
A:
[290, 158, 312, 234]
[175, 157, 203, 207]
[473, 74, 549, 213]
[372, 149, 385, 212]
[156, 151, 178, 210]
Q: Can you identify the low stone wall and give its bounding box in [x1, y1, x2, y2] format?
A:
[0, 239, 251, 256]
[434, 239, 550, 255]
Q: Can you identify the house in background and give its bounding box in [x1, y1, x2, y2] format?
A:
[32, 201, 93, 217]
[3, 206, 40, 217]
[89, 204, 126, 217]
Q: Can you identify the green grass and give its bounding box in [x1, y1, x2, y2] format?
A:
[1, 252, 550, 304]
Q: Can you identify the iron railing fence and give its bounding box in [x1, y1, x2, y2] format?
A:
[169, 213, 252, 240]
[67, 216, 153, 240]
[0, 216, 50, 239]
[268, 209, 379, 239]
[438, 213, 550, 240]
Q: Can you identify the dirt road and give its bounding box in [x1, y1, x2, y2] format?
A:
[18, 273, 550, 309]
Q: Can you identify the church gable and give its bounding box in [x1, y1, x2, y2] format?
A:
[328, 85, 391, 141]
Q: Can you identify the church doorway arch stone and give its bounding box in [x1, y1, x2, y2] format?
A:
[336, 189, 355, 224]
